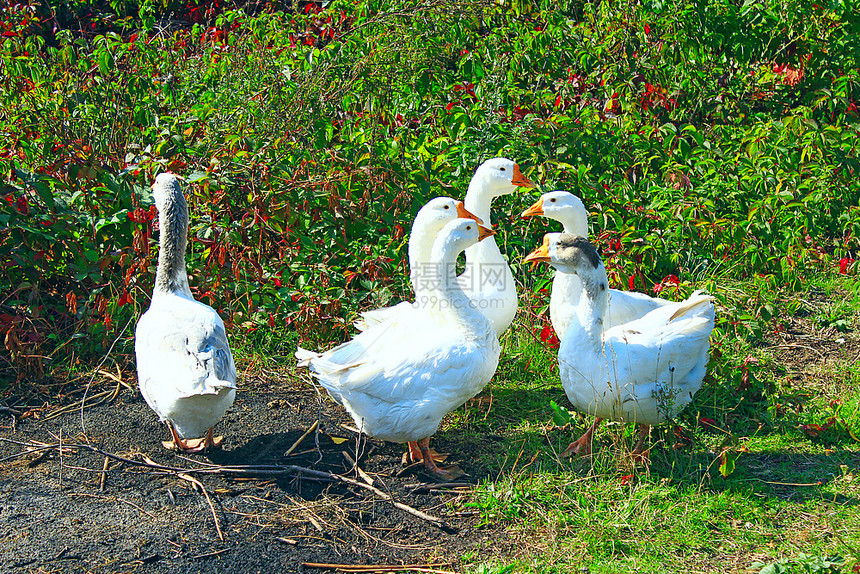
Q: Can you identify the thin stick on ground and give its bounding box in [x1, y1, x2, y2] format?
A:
[177, 473, 224, 541]
[342, 450, 374, 486]
[42, 383, 122, 421]
[70, 493, 158, 520]
[99, 456, 109, 491]
[284, 420, 319, 457]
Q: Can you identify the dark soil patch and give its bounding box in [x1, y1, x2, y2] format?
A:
[0, 371, 511, 573]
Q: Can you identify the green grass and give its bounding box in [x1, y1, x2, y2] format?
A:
[434, 273, 860, 573]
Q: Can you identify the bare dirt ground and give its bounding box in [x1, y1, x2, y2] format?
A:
[2, 284, 860, 574]
[0, 369, 513, 574]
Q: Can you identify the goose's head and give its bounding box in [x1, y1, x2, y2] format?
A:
[524, 233, 603, 279]
[415, 197, 483, 233]
[152, 173, 183, 211]
[437, 217, 496, 255]
[470, 157, 535, 199]
[521, 191, 588, 235]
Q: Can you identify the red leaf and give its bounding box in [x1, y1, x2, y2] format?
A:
[268, 313, 275, 328]
[628, 275, 635, 290]
[539, 324, 560, 348]
[653, 274, 680, 294]
[839, 257, 854, 274]
[643, 23, 650, 34]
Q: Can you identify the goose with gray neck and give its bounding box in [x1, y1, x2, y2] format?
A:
[135, 173, 237, 452]
[297, 218, 500, 479]
[525, 233, 714, 459]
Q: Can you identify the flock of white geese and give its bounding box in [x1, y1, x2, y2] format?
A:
[135, 158, 715, 479]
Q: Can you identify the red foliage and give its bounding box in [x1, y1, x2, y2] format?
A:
[653, 274, 679, 294]
[128, 205, 157, 223]
[539, 324, 559, 348]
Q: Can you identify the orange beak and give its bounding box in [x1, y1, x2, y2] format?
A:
[521, 197, 544, 218]
[523, 234, 552, 268]
[511, 164, 535, 189]
[456, 201, 484, 225]
[478, 225, 496, 241]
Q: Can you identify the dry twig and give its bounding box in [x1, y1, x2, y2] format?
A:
[177, 473, 225, 541]
[284, 420, 319, 457]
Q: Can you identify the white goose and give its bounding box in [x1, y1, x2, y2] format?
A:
[297, 218, 500, 479]
[525, 234, 714, 458]
[354, 197, 482, 331]
[462, 157, 534, 335]
[355, 158, 534, 335]
[522, 190, 676, 338]
[135, 173, 237, 452]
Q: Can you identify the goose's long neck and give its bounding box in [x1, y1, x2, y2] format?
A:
[407, 216, 441, 298]
[154, 190, 192, 298]
[556, 214, 589, 237]
[464, 178, 494, 226]
[428, 239, 491, 338]
[464, 183, 503, 264]
[407, 216, 436, 272]
[569, 265, 610, 351]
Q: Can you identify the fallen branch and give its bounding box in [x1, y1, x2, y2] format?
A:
[0, 439, 456, 532]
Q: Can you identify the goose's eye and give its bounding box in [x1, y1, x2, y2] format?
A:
[500, 167, 506, 172]
[443, 205, 449, 209]
[466, 225, 472, 230]
[550, 198, 557, 202]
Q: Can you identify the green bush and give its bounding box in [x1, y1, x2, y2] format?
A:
[1, 0, 859, 380]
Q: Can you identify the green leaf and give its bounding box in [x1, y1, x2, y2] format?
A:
[719, 450, 736, 477]
[549, 400, 571, 426]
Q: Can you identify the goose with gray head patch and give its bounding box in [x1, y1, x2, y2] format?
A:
[525, 233, 715, 459]
[135, 173, 237, 452]
[522, 190, 680, 338]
